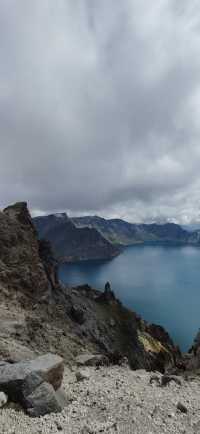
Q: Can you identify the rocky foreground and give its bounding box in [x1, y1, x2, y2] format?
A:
[1, 363, 200, 434]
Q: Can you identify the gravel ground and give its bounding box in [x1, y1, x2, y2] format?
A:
[1, 365, 200, 434]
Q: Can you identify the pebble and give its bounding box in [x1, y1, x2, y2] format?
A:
[76, 369, 90, 382]
[177, 401, 188, 413]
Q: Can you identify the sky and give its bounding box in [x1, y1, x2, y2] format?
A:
[1, 1, 200, 224]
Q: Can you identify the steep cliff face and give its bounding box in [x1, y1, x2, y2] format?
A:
[34, 213, 120, 262]
[0, 202, 55, 300]
[0, 202, 180, 372]
[72, 216, 200, 246]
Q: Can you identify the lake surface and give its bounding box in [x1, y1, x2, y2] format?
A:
[59, 244, 200, 352]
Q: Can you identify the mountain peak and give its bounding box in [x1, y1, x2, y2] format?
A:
[4, 201, 34, 228]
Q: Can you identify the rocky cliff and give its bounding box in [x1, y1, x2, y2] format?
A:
[34, 213, 120, 262]
[0, 202, 56, 300]
[0, 202, 182, 373]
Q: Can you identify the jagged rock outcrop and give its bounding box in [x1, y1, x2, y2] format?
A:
[62, 284, 180, 372]
[97, 281, 116, 302]
[182, 329, 200, 373]
[34, 213, 121, 262]
[0, 202, 57, 300]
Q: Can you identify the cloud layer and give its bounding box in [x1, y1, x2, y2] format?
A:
[1, 0, 200, 223]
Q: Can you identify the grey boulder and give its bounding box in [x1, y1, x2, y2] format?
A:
[0, 353, 64, 400]
[0, 353, 67, 416]
[25, 382, 68, 417]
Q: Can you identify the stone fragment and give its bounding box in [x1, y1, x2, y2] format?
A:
[76, 353, 109, 367]
[118, 356, 129, 367]
[161, 375, 182, 387]
[177, 401, 188, 413]
[149, 374, 161, 386]
[70, 305, 85, 324]
[0, 391, 8, 407]
[76, 368, 90, 382]
[55, 421, 63, 431]
[110, 318, 116, 327]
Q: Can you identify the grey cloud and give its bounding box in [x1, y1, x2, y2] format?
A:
[0, 1, 200, 224]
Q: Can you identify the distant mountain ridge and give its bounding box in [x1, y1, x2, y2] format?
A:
[34, 213, 120, 262]
[34, 213, 200, 264]
[72, 215, 200, 246]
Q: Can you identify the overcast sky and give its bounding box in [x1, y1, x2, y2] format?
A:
[1, 1, 200, 223]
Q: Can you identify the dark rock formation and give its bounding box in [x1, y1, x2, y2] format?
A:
[34, 213, 121, 262]
[0, 202, 56, 300]
[183, 329, 200, 372]
[177, 401, 188, 413]
[97, 281, 116, 303]
[38, 239, 59, 289]
[70, 305, 85, 325]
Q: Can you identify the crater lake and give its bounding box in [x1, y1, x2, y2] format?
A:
[59, 244, 200, 352]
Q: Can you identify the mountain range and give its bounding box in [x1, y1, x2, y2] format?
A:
[34, 213, 200, 263]
[72, 215, 200, 246]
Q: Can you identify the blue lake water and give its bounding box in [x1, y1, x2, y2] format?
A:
[59, 244, 200, 352]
